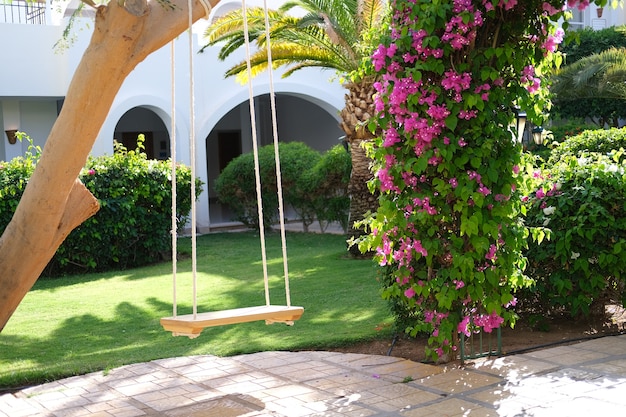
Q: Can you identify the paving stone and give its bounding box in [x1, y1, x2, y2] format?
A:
[1, 336, 626, 417]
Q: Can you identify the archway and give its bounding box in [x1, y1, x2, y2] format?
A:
[114, 106, 170, 160]
[205, 93, 344, 225]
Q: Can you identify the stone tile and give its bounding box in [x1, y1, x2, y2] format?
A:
[470, 356, 558, 381]
[214, 380, 267, 395]
[368, 359, 444, 382]
[372, 389, 442, 412]
[418, 369, 502, 394]
[403, 398, 497, 417]
[582, 359, 626, 378]
[110, 380, 162, 396]
[262, 384, 316, 399]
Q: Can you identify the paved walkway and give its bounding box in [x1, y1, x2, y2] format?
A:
[1, 334, 626, 417]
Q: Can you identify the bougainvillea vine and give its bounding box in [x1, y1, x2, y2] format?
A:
[358, 0, 610, 360]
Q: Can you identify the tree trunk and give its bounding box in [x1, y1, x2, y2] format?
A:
[340, 77, 379, 256]
[0, 0, 219, 332]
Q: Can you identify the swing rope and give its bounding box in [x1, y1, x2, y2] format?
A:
[170, 39, 178, 319]
[162, 0, 303, 337]
[261, 0, 292, 307]
[241, 0, 271, 306]
[188, 0, 198, 320]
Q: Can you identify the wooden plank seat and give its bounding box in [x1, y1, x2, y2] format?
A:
[160, 305, 304, 338]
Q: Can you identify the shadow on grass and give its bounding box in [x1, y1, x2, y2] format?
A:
[0, 232, 390, 388]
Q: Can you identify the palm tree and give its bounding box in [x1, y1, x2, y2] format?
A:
[552, 47, 626, 127]
[203, 0, 388, 255]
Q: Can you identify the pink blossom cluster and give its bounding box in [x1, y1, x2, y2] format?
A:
[542, 27, 564, 54]
[482, 0, 518, 12]
[457, 311, 505, 336]
[522, 181, 561, 203]
[442, 0, 483, 50]
[377, 229, 427, 267]
[474, 311, 504, 333]
[521, 65, 541, 94]
[376, 154, 400, 193]
[542, 2, 565, 15]
[567, 0, 590, 11]
[441, 70, 472, 102]
[405, 29, 444, 63]
[393, 236, 428, 267]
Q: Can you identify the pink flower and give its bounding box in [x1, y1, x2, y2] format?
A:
[458, 316, 471, 337]
[383, 128, 401, 147]
[404, 287, 416, 298]
[449, 177, 458, 188]
[371, 44, 388, 72]
[478, 184, 491, 196]
[485, 244, 497, 262]
[542, 28, 564, 53]
[543, 2, 564, 16]
[88, 169, 96, 176]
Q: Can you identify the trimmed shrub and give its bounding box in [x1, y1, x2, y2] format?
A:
[308, 144, 351, 233]
[214, 142, 321, 230]
[548, 120, 602, 144]
[1, 134, 201, 276]
[548, 127, 626, 164]
[561, 26, 626, 65]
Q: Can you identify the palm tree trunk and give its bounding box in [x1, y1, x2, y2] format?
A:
[340, 77, 379, 256]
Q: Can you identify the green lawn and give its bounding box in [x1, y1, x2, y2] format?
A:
[0, 231, 393, 388]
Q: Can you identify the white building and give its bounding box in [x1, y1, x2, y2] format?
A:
[1, 1, 624, 230]
[0, 0, 346, 231]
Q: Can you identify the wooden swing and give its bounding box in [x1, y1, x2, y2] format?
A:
[160, 0, 303, 338]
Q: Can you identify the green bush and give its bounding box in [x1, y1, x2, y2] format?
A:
[522, 151, 626, 317]
[553, 98, 626, 128]
[562, 26, 626, 64]
[0, 133, 40, 230]
[547, 120, 602, 144]
[1, 134, 201, 276]
[214, 142, 321, 229]
[548, 127, 626, 164]
[304, 145, 351, 232]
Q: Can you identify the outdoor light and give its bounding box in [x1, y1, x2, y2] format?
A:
[510, 108, 527, 143]
[338, 135, 349, 152]
[5, 129, 18, 145]
[532, 126, 544, 145]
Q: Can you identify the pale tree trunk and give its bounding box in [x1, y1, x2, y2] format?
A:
[340, 77, 379, 257]
[0, 0, 220, 332]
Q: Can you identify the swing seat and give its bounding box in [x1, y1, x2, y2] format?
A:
[160, 305, 304, 338]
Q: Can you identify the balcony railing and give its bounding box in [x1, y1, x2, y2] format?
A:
[1, 0, 46, 25]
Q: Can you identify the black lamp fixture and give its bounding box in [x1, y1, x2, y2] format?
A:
[5, 129, 18, 145]
[511, 107, 527, 143]
[532, 126, 544, 145]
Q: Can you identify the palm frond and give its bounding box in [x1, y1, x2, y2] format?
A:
[552, 47, 626, 100]
[358, 0, 386, 34]
[225, 44, 350, 83]
[204, 0, 382, 80]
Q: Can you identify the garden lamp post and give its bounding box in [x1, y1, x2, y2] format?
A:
[532, 126, 544, 145]
[511, 108, 527, 143]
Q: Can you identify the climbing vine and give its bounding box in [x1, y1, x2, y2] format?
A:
[358, 0, 610, 360]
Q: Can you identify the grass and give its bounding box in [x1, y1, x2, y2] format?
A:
[0, 231, 393, 389]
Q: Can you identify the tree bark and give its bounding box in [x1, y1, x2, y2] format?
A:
[340, 78, 379, 257]
[0, 0, 219, 332]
